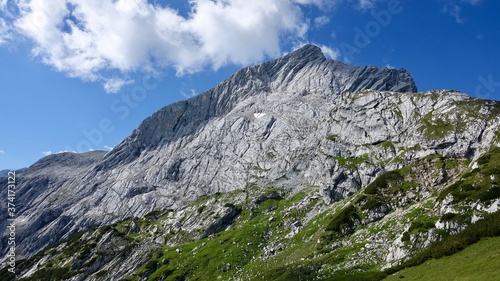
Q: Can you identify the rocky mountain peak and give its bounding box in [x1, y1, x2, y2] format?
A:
[3, 41, 500, 281]
[98, 45, 418, 170]
[2, 44, 459, 267]
[283, 44, 326, 62]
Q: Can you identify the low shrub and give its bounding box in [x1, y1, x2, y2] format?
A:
[365, 171, 403, 195]
[326, 204, 360, 234]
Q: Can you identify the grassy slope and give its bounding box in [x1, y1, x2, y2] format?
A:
[384, 236, 500, 281]
[6, 145, 500, 280]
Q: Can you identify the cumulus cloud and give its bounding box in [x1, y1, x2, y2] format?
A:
[314, 16, 330, 28]
[1, 0, 334, 92]
[104, 78, 135, 94]
[42, 151, 52, 156]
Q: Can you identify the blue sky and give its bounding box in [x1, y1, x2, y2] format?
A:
[0, 0, 499, 169]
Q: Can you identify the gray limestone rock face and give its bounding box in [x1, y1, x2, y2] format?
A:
[97, 44, 417, 170]
[0, 151, 107, 259]
[2, 44, 499, 262]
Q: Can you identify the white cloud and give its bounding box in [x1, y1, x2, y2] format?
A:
[314, 16, 330, 28]
[357, 0, 376, 10]
[1, 0, 331, 92]
[356, 0, 393, 11]
[104, 78, 134, 94]
[385, 64, 396, 69]
[443, 4, 464, 23]
[180, 88, 198, 100]
[0, 17, 11, 44]
[292, 0, 332, 8]
[291, 42, 339, 60]
[104, 145, 113, 151]
[318, 44, 339, 60]
[443, 0, 482, 24]
[0, 150, 5, 154]
[0, 0, 8, 11]
[42, 150, 76, 156]
[57, 150, 76, 153]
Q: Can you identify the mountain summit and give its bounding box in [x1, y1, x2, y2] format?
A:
[2, 45, 500, 281]
[100, 44, 417, 169]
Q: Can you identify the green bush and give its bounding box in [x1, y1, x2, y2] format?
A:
[326, 204, 360, 234]
[223, 203, 236, 209]
[477, 153, 491, 165]
[0, 268, 15, 281]
[483, 165, 500, 176]
[481, 186, 500, 201]
[361, 195, 385, 210]
[365, 171, 403, 195]
[326, 135, 337, 142]
[440, 213, 457, 221]
[402, 220, 436, 243]
[401, 232, 411, 242]
[408, 221, 435, 233]
[144, 259, 159, 271]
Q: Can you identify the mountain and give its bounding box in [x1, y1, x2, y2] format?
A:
[0, 44, 417, 261]
[0, 168, 26, 177]
[2, 44, 500, 281]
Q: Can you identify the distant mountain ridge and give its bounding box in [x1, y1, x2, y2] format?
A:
[0, 168, 27, 177]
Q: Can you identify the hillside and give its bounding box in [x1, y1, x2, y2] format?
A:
[384, 236, 500, 281]
[1, 45, 500, 280]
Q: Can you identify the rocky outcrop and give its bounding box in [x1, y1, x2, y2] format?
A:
[202, 206, 242, 238]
